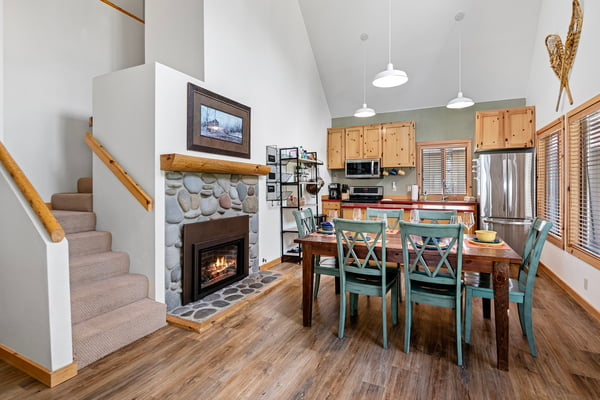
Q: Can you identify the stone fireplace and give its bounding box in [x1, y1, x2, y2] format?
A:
[182, 215, 249, 305]
[164, 171, 259, 311]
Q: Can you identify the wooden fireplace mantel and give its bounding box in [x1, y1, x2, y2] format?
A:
[160, 153, 270, 175]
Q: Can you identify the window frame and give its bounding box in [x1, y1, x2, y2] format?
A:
[536, 116, 565, 249]
[416, 140, 473, 200]
[566, 93, 600, 269]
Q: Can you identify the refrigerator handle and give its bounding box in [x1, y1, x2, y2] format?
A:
[502, 158, 507, 213]
[483, 217, 533, 225]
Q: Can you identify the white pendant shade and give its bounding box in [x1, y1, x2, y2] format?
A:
[373, 0, 408, 89]
[446, 92, 474, 109]
[354, 103, 376, 118]
[372, 63, 408, 88]
[447, 11, 473, 109]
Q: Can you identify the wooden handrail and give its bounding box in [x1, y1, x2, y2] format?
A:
[99, 0, 144, 24]
[160, 153, 270, 175]
[0, 141, 65, 242]
[85, 132, 153, 211]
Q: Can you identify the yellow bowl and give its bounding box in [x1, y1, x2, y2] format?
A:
[475, 230, 497, 242]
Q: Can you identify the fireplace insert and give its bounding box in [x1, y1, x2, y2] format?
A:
[182, 215, 249, 305]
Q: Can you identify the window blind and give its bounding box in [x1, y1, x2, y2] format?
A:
[422, 148, 442, 194]
[568, 105, 600, 260]
[445, 147, 466, 194]
[421, 146, 467, 195]
[537, 122, 563, 242]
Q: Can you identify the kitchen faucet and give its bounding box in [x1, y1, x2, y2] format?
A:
[442, 179, 448, 200]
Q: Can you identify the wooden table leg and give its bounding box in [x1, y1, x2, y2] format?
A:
[493, 260, 510, 371]
[302, 244, 315, 327]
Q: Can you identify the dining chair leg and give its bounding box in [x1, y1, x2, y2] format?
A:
[523, 300, 537, 357]
[464, 287, 473, 344]
[339, 290, 346, 339]
[391, 282, 398, 325]
[517, 301, 526, 336]
[397, 263, 403, 302]
[313, 274, 321, 298]
[350, 293, 358, 317]
[381, 295, 388, 349]
[404, 298, 412, 353]
[456, 299, 463, 366]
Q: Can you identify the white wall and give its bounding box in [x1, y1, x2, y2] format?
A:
[0, 163, 72, 371]
[92, 64, 163, 301]
[527, 0, 600, 310]
[3, 0, 144, 199]
[145, 0, 204, 81]
[204, 0, 331, 263]
[0, 0, 4, 142]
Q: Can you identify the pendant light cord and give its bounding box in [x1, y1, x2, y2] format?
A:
[363, 40, 367, 104]
[458, 27, 462, 92]
[387, 0, 392, 63]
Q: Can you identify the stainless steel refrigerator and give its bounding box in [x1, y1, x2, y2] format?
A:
[477, 149, 535, 257]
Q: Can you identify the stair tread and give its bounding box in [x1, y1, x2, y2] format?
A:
[71, 274, 149, 324]
[72, 298, 166, 369]
[52, 210, 96, 234]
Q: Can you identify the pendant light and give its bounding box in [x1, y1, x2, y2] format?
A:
[355, 33, 376, 118]
[447, 11, 474, 109]
[372, 0, 408, 88]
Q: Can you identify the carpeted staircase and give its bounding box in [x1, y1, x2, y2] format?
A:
[51, 177, 166, 369]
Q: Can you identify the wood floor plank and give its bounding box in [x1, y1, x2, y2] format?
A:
[0, 261, 598, 399]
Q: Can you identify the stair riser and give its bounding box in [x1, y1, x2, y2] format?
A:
[53, 211, 96, 234]
[67, 232, 112, 258]
[72, 299, 166, 369]
[71, 275, 149, 325]
[51, 193, 93, 212]
[70, 252, 130, 286]
[77, 177, 93, 194]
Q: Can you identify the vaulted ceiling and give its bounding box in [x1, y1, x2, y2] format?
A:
[298, 0, 543, 117]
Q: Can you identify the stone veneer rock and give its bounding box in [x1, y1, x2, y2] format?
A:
[164, 171, 259, 311]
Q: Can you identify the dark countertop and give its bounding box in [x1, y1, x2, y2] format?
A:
[340, 202, 477, 212]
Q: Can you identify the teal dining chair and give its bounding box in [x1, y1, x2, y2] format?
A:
[333, 218, 400, 349]
[293, 208, 338, 297]
[464, 217, 553, 357]
[366, 208, 405, 231]
[400, 220, 465, 365]
[417, 209, 457, 223]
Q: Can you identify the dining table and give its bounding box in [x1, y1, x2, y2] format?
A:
[294, 230, 522, 371]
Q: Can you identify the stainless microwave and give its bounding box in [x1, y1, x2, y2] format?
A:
[345, 159, 381, 179]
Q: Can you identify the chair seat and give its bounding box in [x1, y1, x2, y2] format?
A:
[464, 272, 525, 303]
[346, 267, 398, 296]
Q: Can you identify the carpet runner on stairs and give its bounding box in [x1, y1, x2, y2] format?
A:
[51, 177, 165, 369]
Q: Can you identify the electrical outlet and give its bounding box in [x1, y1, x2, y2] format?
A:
[262, 258, 267, 263]
[392, 182, 397, 191]
[583, 278, 588, 290]
[407, 185, 412, 192]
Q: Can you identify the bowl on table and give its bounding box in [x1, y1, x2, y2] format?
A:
[475, 230, 497, 242]
[320, 221, 334, 232]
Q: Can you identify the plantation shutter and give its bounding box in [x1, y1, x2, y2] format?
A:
[445, 147, 466, 194]
[536, 119, 563, 244]
[567, 100, 600, 261]
[422, 148, 442, 194]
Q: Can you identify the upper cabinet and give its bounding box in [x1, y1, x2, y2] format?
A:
[327, 121, 415, 169]
[327, 128, 345, 169]
[382, 121, 415, 167]
[475, 106, 535, 150]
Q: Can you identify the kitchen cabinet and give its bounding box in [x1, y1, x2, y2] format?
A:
[382, 121, 416, 167]
[327, 128, 345, 169]
[327, 121, 414, 169]
[475, 106, 535, 150]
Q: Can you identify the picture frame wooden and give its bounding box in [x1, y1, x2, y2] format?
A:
[187, 83, 251, 159]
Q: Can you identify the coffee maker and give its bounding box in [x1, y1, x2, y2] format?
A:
[328, 183, 341, 200]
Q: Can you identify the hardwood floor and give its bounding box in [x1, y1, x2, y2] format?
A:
[1, 262, 599, 399]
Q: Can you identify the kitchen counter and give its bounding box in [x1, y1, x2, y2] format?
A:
[340, 202, 476, 212]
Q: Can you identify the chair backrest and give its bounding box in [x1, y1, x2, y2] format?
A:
[293, 208, 316, 237]
[334, 218, 387, 278]
[399, 221, 464, 291]
[365, 208, 404, 231]
[519, 217, 553, 294]
[417, 209, 457, 224]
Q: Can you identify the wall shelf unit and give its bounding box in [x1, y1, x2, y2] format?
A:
[266, 145, 322, 259]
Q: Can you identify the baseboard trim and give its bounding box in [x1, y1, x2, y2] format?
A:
[0, 343, 77, 387]
[538, 262, 600, 324]
[260, 257, 282, 270]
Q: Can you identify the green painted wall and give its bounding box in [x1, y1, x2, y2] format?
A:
[329, 98, 526, 198]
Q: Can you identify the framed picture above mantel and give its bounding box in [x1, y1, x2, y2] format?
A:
[187, 83, 251, 159]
